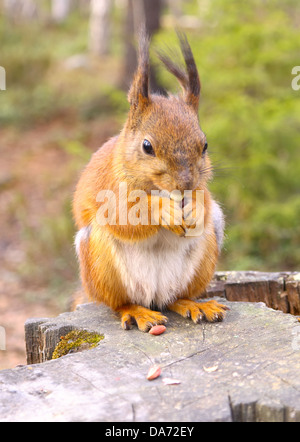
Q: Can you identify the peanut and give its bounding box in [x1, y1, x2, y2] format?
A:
[147, 364, 161, 380]
[149, 325, 166, 335]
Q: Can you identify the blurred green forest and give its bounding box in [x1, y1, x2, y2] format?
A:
[1, 0, 300, 305]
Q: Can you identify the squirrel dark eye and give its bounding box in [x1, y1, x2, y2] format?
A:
[142, 139, 155, 156]
[202, 141, 208, 155]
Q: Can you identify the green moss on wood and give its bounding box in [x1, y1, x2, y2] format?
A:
[52, 330, 104, 360]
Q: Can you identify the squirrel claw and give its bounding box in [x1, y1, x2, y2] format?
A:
[121, 313, 134, 330]
[168, 299, 228, 323]
[117, 304, 168, 332]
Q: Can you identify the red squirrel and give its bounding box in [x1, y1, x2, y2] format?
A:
[73, 31, 228, 331]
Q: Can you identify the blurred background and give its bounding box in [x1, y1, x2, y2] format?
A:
[0, 0, 299, 369]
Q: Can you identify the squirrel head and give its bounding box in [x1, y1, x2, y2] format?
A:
[118, 31, 211, 194]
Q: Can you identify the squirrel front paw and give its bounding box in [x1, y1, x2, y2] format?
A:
[116, 304, 168, 332]
[168, 299, 229, 323]
[150, 193, 205, 238]
[151, 195, 186, 237]
[181, 192, 205, 237]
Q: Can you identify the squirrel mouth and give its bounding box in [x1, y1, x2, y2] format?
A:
[169, 191, 186, 208]
[153, 188, 188, 208]
[181, 198, 187, 209]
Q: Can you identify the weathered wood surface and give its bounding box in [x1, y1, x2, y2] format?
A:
[24, 271, 300, 366]
[1, 299, 300, 422]
[205, 271, 300, 315]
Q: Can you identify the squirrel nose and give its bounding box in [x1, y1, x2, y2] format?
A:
[177, 170, 194, 192]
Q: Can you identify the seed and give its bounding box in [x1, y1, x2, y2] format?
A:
[162, 377, 181, 385]
[149, 325, 166, 335]
[147, 364, 161, 380]
[203, 364, 218, 373]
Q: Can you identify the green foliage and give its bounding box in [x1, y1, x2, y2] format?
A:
[19, 196, 78, 290]
[0, 8, 90, 127]
[79, 86, 128, 121]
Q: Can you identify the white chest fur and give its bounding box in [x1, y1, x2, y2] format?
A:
[111, 228, 209, 309]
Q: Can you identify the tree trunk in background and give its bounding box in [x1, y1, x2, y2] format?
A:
[3, 0, 38, 21]
[76, 0, 90, 15]
[22, 0, 38, 19]
[121, 0, 165, 94]
[51, 0, 72, 23]
[166, 0, 183, 21]
[3, 0, 20, 19]
[121, 0, 137, 90]
[89, 0, 112, 56]
[143, 0, 165, 94]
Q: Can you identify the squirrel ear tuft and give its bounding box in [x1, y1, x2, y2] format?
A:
[157, 31, 200, 113]
[128, 26, 151, 112]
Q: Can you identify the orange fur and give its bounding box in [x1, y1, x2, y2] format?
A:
[116, 304, 168, 332]
[168, 299, 229, 323]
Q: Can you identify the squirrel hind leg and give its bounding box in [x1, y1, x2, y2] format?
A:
[168, 299, 229, 323]
[116, 304, 168, 332]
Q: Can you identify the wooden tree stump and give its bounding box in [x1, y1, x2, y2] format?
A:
[1, 284, 300, 421]
[205, 271, 300, 315]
